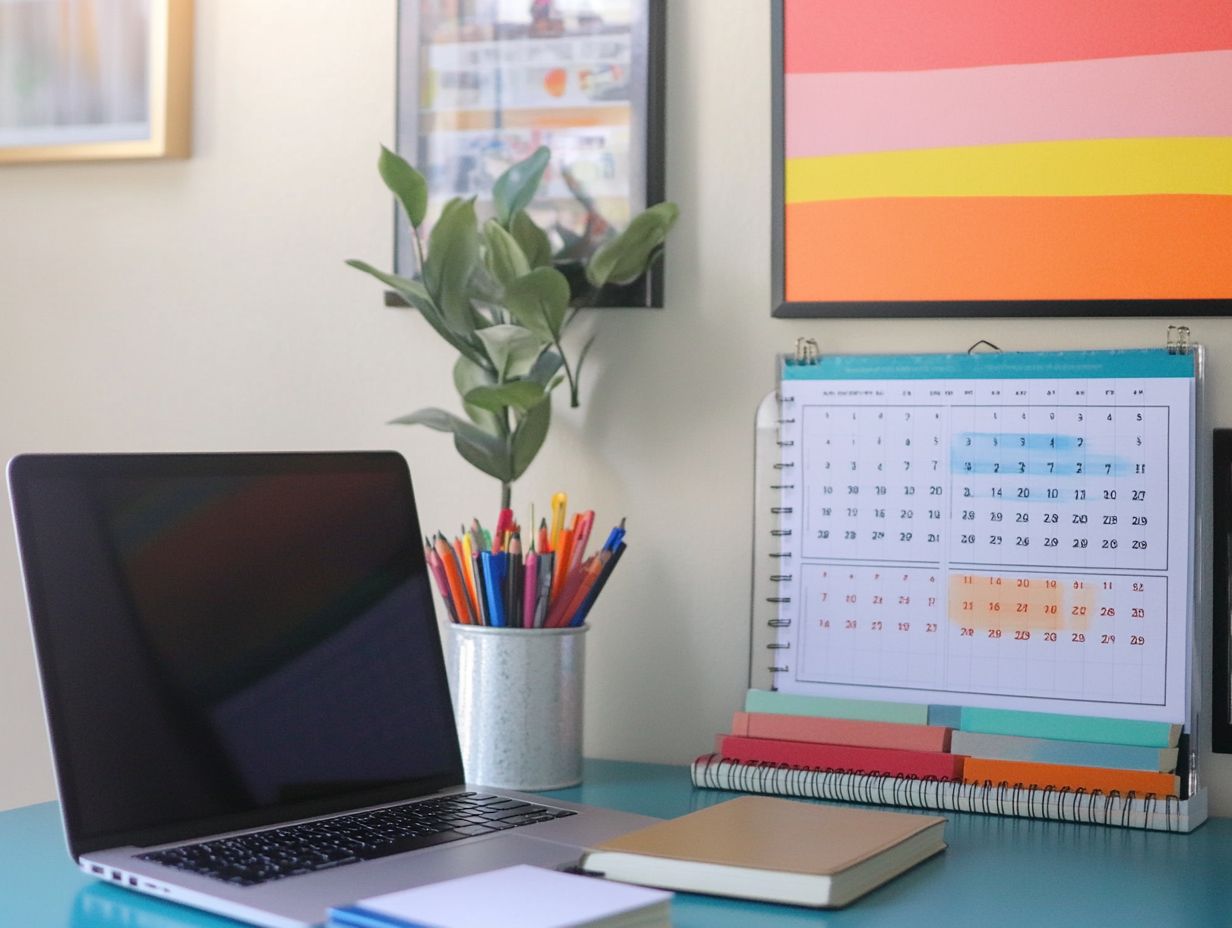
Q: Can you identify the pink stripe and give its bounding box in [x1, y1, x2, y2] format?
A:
[786, 50, 1232, 158]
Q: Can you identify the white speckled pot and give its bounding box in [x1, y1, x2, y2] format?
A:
[447, 624, 587, 790]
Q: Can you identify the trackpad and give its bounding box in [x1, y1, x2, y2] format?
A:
[389, 834, 583, 887]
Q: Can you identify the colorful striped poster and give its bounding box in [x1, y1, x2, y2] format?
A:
[778, 0, 1232, 307]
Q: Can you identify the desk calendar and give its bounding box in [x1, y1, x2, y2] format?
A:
[765, 347, 1200, 726]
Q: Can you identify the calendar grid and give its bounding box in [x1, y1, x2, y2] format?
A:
[773, 350, 1195, 724]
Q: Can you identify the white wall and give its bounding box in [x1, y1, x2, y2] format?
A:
[3, 0, 1231, 814]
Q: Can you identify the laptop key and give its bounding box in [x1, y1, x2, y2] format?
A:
[452, 824, 498, 836]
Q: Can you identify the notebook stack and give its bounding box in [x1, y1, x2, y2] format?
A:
[695, 689, 1190, 828]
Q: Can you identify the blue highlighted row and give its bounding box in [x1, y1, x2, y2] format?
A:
[954, 456, 1131, 478]
[954, 433, 1085, 453]
[951, 433, 1133, 478]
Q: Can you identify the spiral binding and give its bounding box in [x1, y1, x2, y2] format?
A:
[763, 353, 808, 687]
[689, 754, 1191, 833]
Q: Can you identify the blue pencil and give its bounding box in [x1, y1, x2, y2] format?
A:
[484, 552, 508, 627]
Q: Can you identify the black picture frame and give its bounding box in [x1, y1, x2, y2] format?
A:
[770, 0, 1232, 319]
[1213, 429, 1232, 753]
[392, 0, 667, 310]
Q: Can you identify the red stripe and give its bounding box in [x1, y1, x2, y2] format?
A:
[784, 0, 1232, 73]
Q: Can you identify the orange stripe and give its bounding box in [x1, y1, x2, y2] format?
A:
[964, 757, 1178, 797]
[784, 195, 1232, 302]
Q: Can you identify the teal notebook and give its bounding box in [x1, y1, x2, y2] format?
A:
[957, 707, 1180, 748]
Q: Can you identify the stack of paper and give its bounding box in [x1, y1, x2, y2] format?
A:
[328, 864, 672, 928]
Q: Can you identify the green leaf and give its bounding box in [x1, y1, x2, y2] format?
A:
[511, 210, 553, 268]
[504, 267, 571, 343]
[378, 146, 428, 228]
[347, 259, 489, 369]
[390, 407, 512, 482]
[454, 356, 500, 431]
[483, 219, 531, 288]
[423, 197, 481, 335]
[476, 324, 543, 380]
[511, 396, 551, 480]
[492, 146, 550, 227]
[346, 259, 432, 309]
[464, 381, 547, 413]
[454, 430, 514, 482]
[467, 261, 505, 308]
[527, 350, 564, 388]
[586, 201, 680, 288]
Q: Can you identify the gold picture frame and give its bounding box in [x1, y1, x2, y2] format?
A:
[0, 0, 192, 164]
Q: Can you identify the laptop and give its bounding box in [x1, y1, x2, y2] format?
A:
[8, 451, 660, 928]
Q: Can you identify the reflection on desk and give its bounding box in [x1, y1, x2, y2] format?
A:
[3, 759, 1230, 928]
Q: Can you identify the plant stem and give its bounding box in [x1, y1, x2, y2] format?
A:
[544, 307, 582, 408]
[412, 225, 426, 274]
[500, 481, 511, 511]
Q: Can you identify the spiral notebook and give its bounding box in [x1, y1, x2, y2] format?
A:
[693, 329, 1210, 832]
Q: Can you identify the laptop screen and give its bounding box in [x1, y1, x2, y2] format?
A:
[8, 452, 465, 856]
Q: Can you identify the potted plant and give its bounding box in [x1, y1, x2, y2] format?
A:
[349, 146, 677, 509]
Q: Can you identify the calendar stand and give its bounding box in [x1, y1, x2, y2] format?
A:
[735, 337, 1210, 831]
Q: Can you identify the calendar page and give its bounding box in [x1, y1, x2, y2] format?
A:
[774, 349, 1196, 724]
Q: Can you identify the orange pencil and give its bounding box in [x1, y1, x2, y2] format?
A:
[548, 554, 603, 628]
[570, 510, 594, 572]
[537, 517, 551, 554]
[457, 532, 480, 618]
[552, 528, 574, 599]
[435, 534, 473, 624]
[547, 554, 590, 627]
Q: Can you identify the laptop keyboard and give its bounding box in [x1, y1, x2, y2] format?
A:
[136, 793, 576, 887]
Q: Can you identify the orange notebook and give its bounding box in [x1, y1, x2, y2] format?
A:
[732, 711, 951, 753]
[963, 757, 1179, 797]
[718, 734, 965, 781]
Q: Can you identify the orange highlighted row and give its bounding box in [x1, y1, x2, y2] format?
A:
[947, 574, 1096, 630]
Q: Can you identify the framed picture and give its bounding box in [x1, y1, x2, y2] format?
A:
[0, 0, 192, 165]
[395, 0, 666, 307]
[1213, 429, 1232, 753]
[772, 0, 1232, 318]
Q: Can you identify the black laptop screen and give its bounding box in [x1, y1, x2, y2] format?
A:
[9, 452, 465, 856]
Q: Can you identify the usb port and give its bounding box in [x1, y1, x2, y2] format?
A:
[90, 865, 104, 875]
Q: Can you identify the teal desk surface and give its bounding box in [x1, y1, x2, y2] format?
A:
[4, 759, 1229, 927]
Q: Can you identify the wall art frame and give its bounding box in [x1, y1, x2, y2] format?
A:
[394, 0, 667, 308]
[0, 0, 192, 165]
[771, 0, 1232, 318]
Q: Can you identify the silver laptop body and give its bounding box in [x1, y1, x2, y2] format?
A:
[8, 452, 657, 928]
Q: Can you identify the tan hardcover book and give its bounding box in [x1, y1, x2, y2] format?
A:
[579, 796, 945, 908]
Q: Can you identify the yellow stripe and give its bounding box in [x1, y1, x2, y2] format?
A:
[785, 137, 1232, 203]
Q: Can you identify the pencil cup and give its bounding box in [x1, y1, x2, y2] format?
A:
[447, 624, 587, 790]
